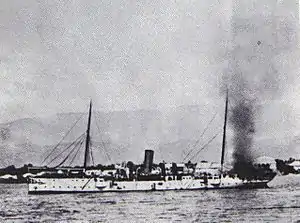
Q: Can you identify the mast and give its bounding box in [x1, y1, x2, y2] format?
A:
[84, 100, 92, 169]
[220, 89, 228, 172]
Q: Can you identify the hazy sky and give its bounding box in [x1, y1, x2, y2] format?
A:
[1, 0, 300, 160]
[0, 0, 234, 122]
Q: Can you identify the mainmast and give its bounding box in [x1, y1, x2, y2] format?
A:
[84, 100, 92, 169]
[220, 89, 229, 172]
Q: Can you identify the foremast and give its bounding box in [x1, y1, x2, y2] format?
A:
[84, 100, 92, 169]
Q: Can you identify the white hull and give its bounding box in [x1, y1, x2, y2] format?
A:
[28, 176, 269, 194]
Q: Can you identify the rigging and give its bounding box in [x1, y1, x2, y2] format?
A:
[41, 113, 85, 165]
[46, 132, 86, 167]
[54, 135, 85, 168]
[68, 137, 85, 166]
[183, 112, 217, 162]
[189, 130, 221, 162]
[94, 111, 112, 163]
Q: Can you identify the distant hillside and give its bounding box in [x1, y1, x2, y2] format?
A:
[0, 106, 224, 167]
[0, 105, 299, 168]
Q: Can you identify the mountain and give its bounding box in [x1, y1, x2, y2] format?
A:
[0, 106, 222, 167]
[0, 105, 299, 168]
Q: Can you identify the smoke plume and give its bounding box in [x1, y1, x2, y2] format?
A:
[223, 0, 299, 177]
[225, 73, 259, 177]
[229, 92, 256, 177]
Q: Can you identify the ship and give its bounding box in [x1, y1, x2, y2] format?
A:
[28, 92, 276, 194]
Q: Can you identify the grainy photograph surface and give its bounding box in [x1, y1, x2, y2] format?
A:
[0, 0, 300, 222]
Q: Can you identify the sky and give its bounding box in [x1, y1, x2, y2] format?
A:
[1, 0, 300, 160]
[0, 0, 233, 122]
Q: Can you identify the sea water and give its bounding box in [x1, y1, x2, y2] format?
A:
[1, 179, 300, 222]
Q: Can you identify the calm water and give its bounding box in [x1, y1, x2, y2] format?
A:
[1, 183, 300, 222]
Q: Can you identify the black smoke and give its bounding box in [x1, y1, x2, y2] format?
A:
[222, 0, 299, 178]
[230, 100, 255, 158]
[225, 73, 259, 177]
[229, 96, 256, 178]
